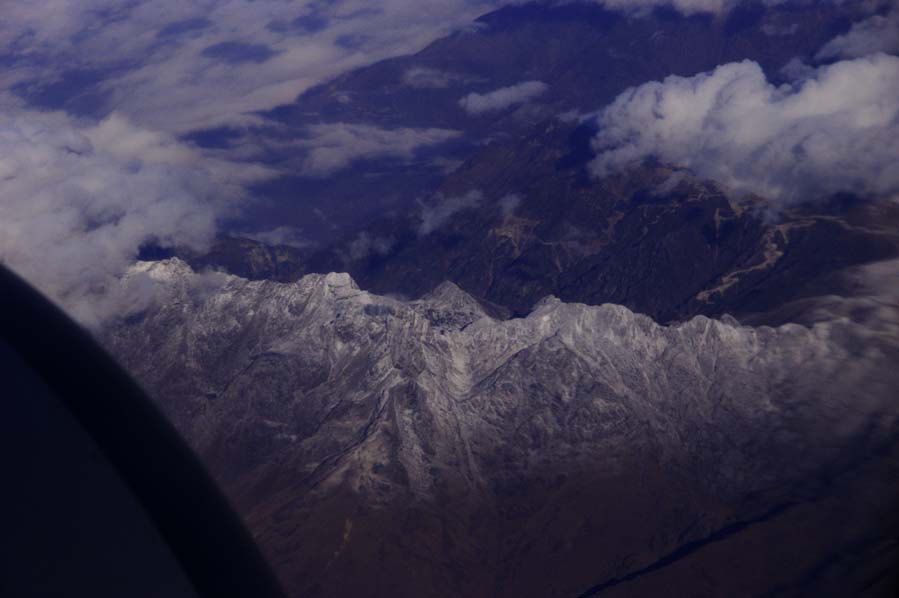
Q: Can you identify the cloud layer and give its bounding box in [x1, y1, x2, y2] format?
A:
[459, 81, 548, 114]
[589, 54, 899, 203]
[0, 0, 503, 134]
[0, 106, 269, 326]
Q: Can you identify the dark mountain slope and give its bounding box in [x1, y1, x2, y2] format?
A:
[190, 119, 899, 323]
[333, 121, 899, 322]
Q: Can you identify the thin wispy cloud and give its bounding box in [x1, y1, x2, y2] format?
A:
[403, 67, 466, 89]
[816, 8, 899, 60]
[418, 190, 483, 235]
[498, 193, 522, 219]
[298, 123, 461, 177]
[344, 232, 396, 263]
[459, 81, 548, 115]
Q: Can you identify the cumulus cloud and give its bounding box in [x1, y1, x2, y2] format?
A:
[459, 81, 548, 115]
[297, 123, 461, 176]
[0, 107, 270, 326]
[589, 54, 899, 204]
[418, 190, 483, 235]
[816, 9, 899, 60]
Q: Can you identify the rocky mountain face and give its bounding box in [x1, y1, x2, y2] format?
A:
[104, 258, 899, 597]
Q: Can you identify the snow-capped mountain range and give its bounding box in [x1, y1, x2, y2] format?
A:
[103, 258, 899, 597]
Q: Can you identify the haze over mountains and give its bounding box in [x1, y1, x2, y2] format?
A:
[2, 0, 899, 596]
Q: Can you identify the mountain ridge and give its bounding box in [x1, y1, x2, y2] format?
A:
[104, 257, 899, 597]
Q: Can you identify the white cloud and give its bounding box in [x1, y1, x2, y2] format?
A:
[589, 54, 899, 204]
[816, 9, 899, 60]
[418, 190, 483, 235]
[0, 107, 270, 326]
[459, 81, 548, 115]
[0, 0, 504, 134]
[296, 123, 461, 176]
